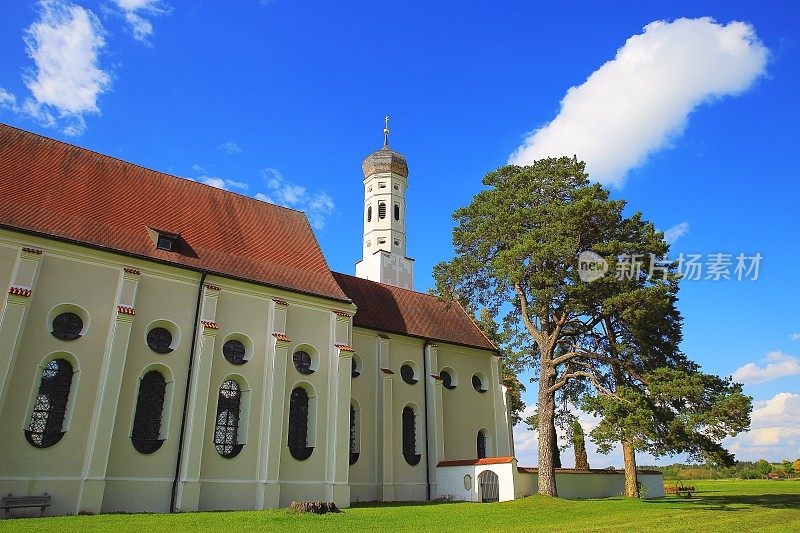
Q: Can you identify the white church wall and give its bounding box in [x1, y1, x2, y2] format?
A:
[513, 469, 665, 499]
[437, 345, 500, 461]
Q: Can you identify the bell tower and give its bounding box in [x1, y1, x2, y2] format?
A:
[355, 117, 415, 289]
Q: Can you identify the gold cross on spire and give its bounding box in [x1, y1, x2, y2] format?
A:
[383, 115, 390, 147]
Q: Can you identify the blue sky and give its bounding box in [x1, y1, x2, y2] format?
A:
[1, 1, 798, 467]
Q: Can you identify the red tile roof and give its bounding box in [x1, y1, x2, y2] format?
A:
[438, 456, 515, 467]
[332, 272, 497, 352]
[272, 332, 291, 342]
[0, 124, 349, 303]
[201, 320, 219, 330]
[334, 343, 355, 352]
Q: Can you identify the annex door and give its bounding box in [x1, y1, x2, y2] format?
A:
[478, 470, 499, 502]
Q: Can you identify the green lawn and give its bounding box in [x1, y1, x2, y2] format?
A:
[2, 480, 798, 532]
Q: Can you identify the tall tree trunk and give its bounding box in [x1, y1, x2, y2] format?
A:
[551, 417, 562, 468]
[622, 439, 640, 498]
[537, 364, 558, 496]
[572, 420, 589, 470]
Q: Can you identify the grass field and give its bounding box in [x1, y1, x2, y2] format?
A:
[1, 480, 798, 532]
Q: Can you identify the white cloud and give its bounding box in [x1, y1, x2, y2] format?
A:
[663, 221, 690, 244]
[724, 392, 800, 461]
[509, 17, 769, 186]
[112, 0, 169, 42]
[200, 176, 248, 191]
[218, 141, 243, 154]
[191, 163, 207, 174]
[790, 333, 800, 341]
[258, 168, 335, 229]
[0, 0, 111, 136]
[732, 351, 800, 385]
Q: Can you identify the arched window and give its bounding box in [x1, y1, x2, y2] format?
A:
[349, 404, 359, 465]
[351, 356, 361, 378]
[223, 339, 246, 365]
[288, 387, 313, 460]
[394, 204, 400, 220]
[147, 327, 173, 354]
[402, 406, 421, 465]
[477, 429, 487, 459]
[26, 359, 74, 448]
[367, 205, 372, 222]
[378, 202, 386, 219]
[51, 312, 83, 341]
[131, 370, 167, 454]
[214, 380, 243, 458]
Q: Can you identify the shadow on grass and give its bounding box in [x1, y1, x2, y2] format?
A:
[645, 492, 800, 511]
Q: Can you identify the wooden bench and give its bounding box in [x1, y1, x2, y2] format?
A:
[1, 493, 51, 517]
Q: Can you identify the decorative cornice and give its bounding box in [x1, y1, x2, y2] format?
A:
[378, 334, 391, 339]
[8, 286, 32, 297]
[117, 305, 136, 315]
[333, 310, 351, 317]
[123, 267, 141, 275]
[272, 332, 291, 342]
[204, 283, 221, 291]
[273, 298, 289, 306]
[334, 343, 354, 352]
[21, 247, 43, 255]
[201, 320, 219, 330]
[380, 367, 395, 375]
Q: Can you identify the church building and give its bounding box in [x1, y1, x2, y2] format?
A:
[0, 122, 519, 515]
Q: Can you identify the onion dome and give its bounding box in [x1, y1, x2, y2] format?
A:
[361, 116, 408, 178]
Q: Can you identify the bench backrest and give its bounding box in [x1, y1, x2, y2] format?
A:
[2, 494, 51, 505]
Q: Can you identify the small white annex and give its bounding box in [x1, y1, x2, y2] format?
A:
[435, 457, 665, 502]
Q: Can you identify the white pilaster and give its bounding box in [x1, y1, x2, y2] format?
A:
[173, 283, 220, 512]
[257, 298, 289, 509]
[0, 246, 44, 416]
[424, 343, 445, 497]
[77, 266, 142, 513]
[490, 356, 512, 456]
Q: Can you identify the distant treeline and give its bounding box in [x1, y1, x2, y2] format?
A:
[642, 459, 800, 480]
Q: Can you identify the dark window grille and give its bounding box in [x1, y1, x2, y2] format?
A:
[25, 359, 73, 448]
[156, 234, 175, 251]
[146, 327, 173, 354]
[394, 204, 400, 220]
[131, 370, 167, 454]
[367, 206, 372, 222]
[477, 430, 487, 459]
[288, 387, 313, 460]
[472, 374, 486, 393]
[214, 380, 243, 458]
[51, 312, 83, 341]
[441, 370, 455, 390]
[400, 364, 417, 385]
[293, 351, 314, 374]
[402, 406, 421, 465]
[349, 405, 359, 465]
[223, 339, 247, 365]
[351, 358, 361, 379]
[378, 202, 386, 219]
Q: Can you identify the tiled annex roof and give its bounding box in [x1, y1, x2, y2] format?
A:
[0, 124, 349, 303]
[332, 272, 497, 352]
